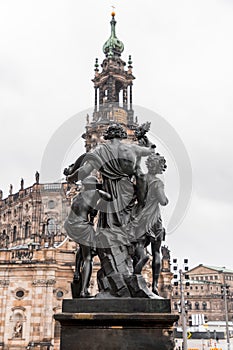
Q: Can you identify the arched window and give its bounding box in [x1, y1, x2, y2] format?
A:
[3, 230, 9, 248]
[25, 222, 29, 239]
[0, 230, 7, 248]
[42, 223, 46, 237]
[13, 226, 17, 242]
[174, 302, 178, 310]
[195, 302, 200, 310]
[48, 200, 55, 209]
[202, 302, 207, 310]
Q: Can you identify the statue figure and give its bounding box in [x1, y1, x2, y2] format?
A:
[65, 124, 158, 298]
[13, 321, 22, 338]
[35, 171, 40, 184]
[86, 114, 90, 124]
[134, 122, 151, 147]
[65, 123, 169, 298]
[64, 176, 111, 297]
[161, 245, 170, 260]
[0, 190, 3, 200]
[133, 122, 156, 210]
[130, 153, 168, 295]
[20, 178, 24, 190]
[9, 184, 13, 195]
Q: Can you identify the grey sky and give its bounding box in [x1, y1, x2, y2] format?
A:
[0, 0, 233, 269]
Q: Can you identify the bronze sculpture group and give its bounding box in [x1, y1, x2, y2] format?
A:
[64, 123, 168, 299]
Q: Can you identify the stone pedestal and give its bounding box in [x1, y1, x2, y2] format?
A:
[54, 299, 179, 350]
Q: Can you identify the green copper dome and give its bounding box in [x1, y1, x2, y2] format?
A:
[103, 14, 124, 57]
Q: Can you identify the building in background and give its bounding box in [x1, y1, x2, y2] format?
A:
[171, 264, 233, 329]
[0, 177, 78, 349]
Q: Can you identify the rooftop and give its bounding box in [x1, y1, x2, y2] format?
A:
[189, 264, 233, 274]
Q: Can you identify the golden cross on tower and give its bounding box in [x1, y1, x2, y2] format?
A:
[111, 5, 116, 17]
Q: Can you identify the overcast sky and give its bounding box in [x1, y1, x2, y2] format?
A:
[1, 0, 233, 270]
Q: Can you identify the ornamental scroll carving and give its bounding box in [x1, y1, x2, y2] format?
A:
[32, 279, 56, 286]
[0, 280, 10, 286]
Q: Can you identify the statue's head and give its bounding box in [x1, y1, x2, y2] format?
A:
[103, 123, 127, 140]
[146, 153, 167, 175]
[141, 122, 151, 132]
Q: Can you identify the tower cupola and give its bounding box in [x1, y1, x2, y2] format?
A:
[103, 13, 124, 58]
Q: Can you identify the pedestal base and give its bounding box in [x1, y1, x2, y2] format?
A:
[54, 299, 179, 350]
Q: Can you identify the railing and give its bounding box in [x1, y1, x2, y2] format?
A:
[42, 183, 62, 192]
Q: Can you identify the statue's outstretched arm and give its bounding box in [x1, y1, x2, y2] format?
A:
[63, 153, 86, 176]
[67, 162, 94, 182]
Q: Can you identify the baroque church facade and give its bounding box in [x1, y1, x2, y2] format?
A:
[0, 178, 76, 349]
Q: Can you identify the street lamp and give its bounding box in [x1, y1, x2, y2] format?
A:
[173, 258, 190, 350]
[221, 273, 231, 350]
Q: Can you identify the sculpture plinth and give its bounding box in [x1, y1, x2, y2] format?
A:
[54, 299, 178, 350]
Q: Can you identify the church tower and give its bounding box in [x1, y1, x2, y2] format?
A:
[83, 12, 138, 151]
